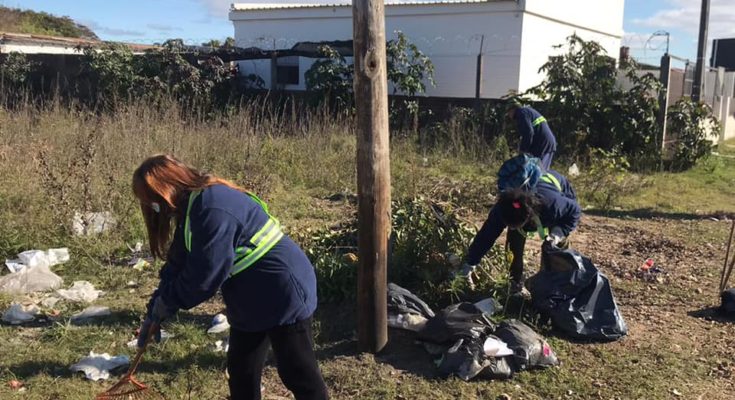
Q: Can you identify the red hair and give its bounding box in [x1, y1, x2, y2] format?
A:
[132, 155, 243, 259]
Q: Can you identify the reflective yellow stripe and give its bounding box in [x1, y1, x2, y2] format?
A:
[540, 173, 562, 191]
[185, 190, 202, 252]
[532, 116, 547, 126]
[231, 225, 283, 276]
[184, 189, 282, 277]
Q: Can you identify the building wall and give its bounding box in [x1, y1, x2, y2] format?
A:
[0, 44, 83, 55]
[231, 2, 525, 98]
[517, 11, 622, 92]
[231, 0, 624, 99]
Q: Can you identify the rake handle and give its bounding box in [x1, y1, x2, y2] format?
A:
[125, 322, 160, 378]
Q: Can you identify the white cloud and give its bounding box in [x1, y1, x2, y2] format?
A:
[82, 20, 146, 38]
[633, 0, 735, 40]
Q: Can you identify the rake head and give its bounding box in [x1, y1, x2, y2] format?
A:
[96, 375, 165, 400]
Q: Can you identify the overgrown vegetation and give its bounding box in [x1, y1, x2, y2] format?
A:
[0, 6, 97, 39]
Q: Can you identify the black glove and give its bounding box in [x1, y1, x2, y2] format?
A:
[137, 295, 177, 348]
[137, 317, 161, 348]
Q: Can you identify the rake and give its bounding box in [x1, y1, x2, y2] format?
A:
[95, 323, 164, 400]
[720, 219, 735, 293]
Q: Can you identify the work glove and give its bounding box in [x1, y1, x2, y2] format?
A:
[137, 295, 177, 348]
[457, 263, 478, 290]
[544, 226, 565, 247]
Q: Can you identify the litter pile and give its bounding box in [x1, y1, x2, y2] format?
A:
[1, 248, 68, 294]
[388, 283, 558, 381]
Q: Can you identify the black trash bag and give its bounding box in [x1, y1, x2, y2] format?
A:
[494, 319, 559, 371]
[437, 337, 513, 381]
[721, 289, 735, 316]
[387, 283, 435, 331]
[528, 244, 628, 341]
[417, 302, 495, 344]
[388, 283, 435, 318]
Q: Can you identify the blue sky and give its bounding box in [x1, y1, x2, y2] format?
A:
[4, 0, 735, 64]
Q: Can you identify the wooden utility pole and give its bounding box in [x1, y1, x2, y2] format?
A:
[474, 34, 484, 111]
[353, 0, 390, 353]
[658, 53, 671, 170]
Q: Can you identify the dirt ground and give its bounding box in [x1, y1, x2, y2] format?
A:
[256, 214, 735, 400]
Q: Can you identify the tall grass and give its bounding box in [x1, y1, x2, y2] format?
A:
[0, 94, 502, 261]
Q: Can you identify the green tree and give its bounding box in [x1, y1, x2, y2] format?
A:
[304, 45, 354, 109]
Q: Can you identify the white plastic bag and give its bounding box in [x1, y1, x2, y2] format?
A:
[71, 306, 111, 323]
[0, 265, 64, 295]
[207, 313, 231, 334]
[56, 281, 104, 303]
[72, 212, 116, 236]
[70, 352, 129, 381]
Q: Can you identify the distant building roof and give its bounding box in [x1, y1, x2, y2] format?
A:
[0, 32, 158, 54]
[231, 0, 506, 12]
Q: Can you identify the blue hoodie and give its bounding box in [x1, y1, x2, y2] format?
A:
[515, 107, 557, 166]
[465, 170, 580, 266]
[150, 184, 317, 332]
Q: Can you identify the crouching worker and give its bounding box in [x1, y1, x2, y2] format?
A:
[133, 155, 329, 400]
[459, 168, 581, 297]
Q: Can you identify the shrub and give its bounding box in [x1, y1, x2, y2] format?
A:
[666, 99, 719, 171]
[574, 148, 649, 210]
[304, 45, 354, 110]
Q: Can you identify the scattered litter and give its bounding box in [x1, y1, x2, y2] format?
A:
[4, 248, 69, 274]
[5, 260, 26, 274]
[128, 242, 144, 253]
[483, 336, 514, 357]
[213, 338, 230, 353]
[0, 265, 64, 295]
[208, 313, 230, 334]
[130, 258, 150, 271]
[41, 296, 61, 308]
[445, 253, 462, 268]
[568, 163, 580, 177]
[640, 258, 654, 271]
[56, 281, 103, 303]
[2, 303, 39, 324]
[72, 211, 116, 236]
[473, 298, 501, 316]
[126, 281, 138, 288]
[71, 306, 111, 323]
[8, 380, 24, 390]
[70, 352, 129, 381]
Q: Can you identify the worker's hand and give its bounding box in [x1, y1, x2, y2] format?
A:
[545, 226, 565, 247]
[148, 295, 177, 323]
[137, 318, 161, 349]
[457, 263, 478, 290]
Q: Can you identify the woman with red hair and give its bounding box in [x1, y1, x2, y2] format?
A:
[132, 155, 328, 400]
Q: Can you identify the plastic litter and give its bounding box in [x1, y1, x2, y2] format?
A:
[529, 244, 628, 341]
[483, 336, 514, 357]
[2, 303, 39, 324]
[8, 380, 24, 390]
[70, 352, 129, 381]
[388, 313, 429, 332]
[5, 260, 25, 274]
[568, 163, 580, 177]
[130, 258, 150, 271]
[473, 298, 501, 316]
[437, 337, 514, 381]
[56, 281, 104, 303]
[71, 306, 111, 323]
[0, 265, 64, 295]
[213, 338, 230, 353]
[207, 313, 231, 334]
[494, 319, 559, 371]
[72, 211, 116, 236]
[40, 296, 61, 308]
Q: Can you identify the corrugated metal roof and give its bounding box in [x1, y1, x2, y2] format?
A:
[231, 0, 505, 12]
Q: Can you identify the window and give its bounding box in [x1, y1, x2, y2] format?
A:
[276, 56, 299, 85]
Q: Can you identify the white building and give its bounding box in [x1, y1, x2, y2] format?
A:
[229, 0, 624, 99]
